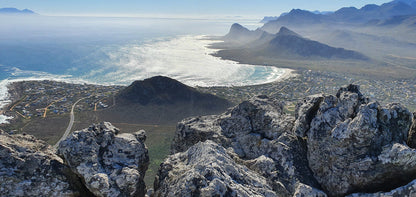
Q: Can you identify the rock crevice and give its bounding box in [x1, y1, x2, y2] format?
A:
[157, 84, 416, 197]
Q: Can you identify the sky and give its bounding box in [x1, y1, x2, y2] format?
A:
[1, 0, 393, 17]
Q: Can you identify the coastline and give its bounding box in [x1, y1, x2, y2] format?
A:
[275, 68, 296, 83]
[0, 34, 296, 125]
[0, 79, 13, 124]
[203, 35, 297, 86]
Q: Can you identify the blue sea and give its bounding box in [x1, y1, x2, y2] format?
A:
[0, 15, 289, 123]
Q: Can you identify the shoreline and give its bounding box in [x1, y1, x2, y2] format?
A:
[275, 68, 296, 83]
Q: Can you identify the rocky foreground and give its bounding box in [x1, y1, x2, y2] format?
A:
[1, 84, 416, 197]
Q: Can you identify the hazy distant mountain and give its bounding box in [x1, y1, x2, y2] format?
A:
[392, 0, 416, 7]
[222, 23, 264, 43]
[218, 25, 368, 60]
[261, 0, 416, 33]
[262, 27, 368, 60]
[274, 9, 323, 24]
[0, 8, 36, 15]
[260, 16, 279, 23]
[331, 1, 416, 22]
[368, 15, 416, 27]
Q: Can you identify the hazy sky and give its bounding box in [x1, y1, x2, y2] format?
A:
[1, 0, 392, 17]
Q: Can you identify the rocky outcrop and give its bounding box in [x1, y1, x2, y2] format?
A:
[170, 95, 322, 196]
[161, 84, 416, 197]
[2, 84, 416, 197]
[0, 130, 90, 196]
[57, 122, 149, 197]
[303, 85, 415, 196]
[154, 140, 277, 197]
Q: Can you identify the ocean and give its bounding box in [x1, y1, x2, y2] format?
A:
[0, 15, 289, 124]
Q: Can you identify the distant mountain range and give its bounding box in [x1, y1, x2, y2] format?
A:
[219, 24, 368, 60]
[262, 0, 416, 32]
[260, 11, 333, 23]
[0, 8, 36, 15]
[216, 0, 416, 80]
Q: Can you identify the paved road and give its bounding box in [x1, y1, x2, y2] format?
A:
[54, 97, 86, 148]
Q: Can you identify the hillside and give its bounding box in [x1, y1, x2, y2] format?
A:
[116, 76, 231, 107]
[264, 27, 368, 60]
[95, 76, 232, 124]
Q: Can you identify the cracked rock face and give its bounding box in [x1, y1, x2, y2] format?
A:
[154, 140, 277, 197]
[0, 130, 88, 196]
[170, 95, 321, 196]
[57, 122, 149, 197]
[301, 85, 415, 196]
[407, 111, 416, 148]
[164, 85, 416, 197]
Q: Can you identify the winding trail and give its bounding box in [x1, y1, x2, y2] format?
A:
[54, 97, 87, 148]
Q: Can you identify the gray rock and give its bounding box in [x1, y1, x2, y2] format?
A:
[293, 94, 324, 137]
[153, 140, 277, 197]
[58, 122, 149, 197]
[172, 115, 226, 154]
[293, 183, 327, 197]
[347, 179, 416, 197]
[304, 85, 415, 196]
[171, 95, 319, 196]
[407, 111, 416, 148]
[0, 130, 89, 196]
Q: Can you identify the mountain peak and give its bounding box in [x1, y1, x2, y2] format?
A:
[223, 23, 265, 43]
[227, 23, 251, 35]
[277, 26, 301, 37]
[116, 76, 231, 109]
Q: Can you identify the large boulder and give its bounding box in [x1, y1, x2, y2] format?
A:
[0, 130, 89, 196]
[171, 95, 321, 195]
[57, 122, 149, 197]
[153, 140, 277, 197]
[298, 84, 415, 196]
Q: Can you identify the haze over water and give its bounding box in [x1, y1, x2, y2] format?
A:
[0, 15, 288, 86]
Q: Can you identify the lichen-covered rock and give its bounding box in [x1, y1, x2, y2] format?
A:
[171, 95, 320, 196]
[0, 130, 89, 196]
[347, 179, 416, 197]
[153, 140, 277, 197]
[57, 122, 149, 197]
[302, 84, 415, 196]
